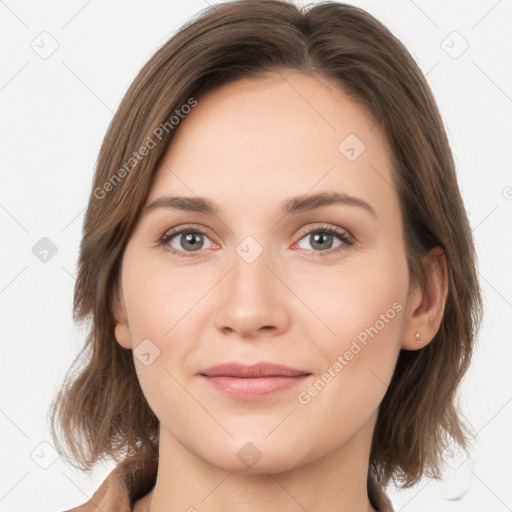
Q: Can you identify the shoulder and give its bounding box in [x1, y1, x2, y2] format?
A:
[62, 465, 131, 512]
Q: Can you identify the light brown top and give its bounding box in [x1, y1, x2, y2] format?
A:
[65, 460, 394, 512]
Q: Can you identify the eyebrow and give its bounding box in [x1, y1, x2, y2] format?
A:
[143, 191, 377, 218]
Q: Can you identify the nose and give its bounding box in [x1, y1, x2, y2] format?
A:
[213, 248, 291, 338]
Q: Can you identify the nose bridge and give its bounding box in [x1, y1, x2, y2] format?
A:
[213, 240, 289, 336]
[231, 242, 272, 298]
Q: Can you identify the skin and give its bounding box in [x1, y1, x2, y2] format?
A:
[113, 70, 448, 512]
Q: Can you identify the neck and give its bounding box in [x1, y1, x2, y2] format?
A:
[146, 413, 378, 512]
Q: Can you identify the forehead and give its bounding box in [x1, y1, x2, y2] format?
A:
[145, 71, 397, 223]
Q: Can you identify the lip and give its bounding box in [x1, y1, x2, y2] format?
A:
[199, 362, 309, 378]
[198, 362, 311, 400]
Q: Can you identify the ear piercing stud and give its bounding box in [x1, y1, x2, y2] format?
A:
[415, 332, 421, 345]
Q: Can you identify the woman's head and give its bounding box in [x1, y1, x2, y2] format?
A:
[49, 0, 482, 498]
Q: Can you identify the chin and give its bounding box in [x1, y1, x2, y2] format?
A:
[199, 437, 308, 475]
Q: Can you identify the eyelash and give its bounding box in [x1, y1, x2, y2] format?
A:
[157, 224, 354, 258]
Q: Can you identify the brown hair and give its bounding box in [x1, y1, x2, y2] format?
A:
[48, 0, 483, 500]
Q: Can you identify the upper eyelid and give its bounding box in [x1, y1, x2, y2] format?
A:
[162, 223, 215, 239]
[295, 223, 352, 239]
[162, 222, 350, 237]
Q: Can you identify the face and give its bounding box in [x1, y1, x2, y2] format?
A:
[114, 70, 413, 474]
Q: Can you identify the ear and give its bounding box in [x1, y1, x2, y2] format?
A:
[112, 280, 133, 349]
[401, 246, 448, 351]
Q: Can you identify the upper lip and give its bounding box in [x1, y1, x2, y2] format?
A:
[199, 362, 310, 378]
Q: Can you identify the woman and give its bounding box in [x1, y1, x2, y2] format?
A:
[49, 1, 482, 511]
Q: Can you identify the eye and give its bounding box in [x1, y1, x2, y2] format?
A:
[157, 223, 354, 258]
[158, 227, 216, 257]
[294, 225, 353, 256]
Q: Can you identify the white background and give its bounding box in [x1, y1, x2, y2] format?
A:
[0, 0, 511, 510]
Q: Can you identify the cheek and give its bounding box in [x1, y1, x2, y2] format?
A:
[292, 247, 407, 389]
[290, 255, 406, 444]
[121, 260, 203, 422]
[300, 250, 406, 338]
[122, 255, 205, 343]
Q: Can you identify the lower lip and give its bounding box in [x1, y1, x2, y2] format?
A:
[201, 375, 310, 400]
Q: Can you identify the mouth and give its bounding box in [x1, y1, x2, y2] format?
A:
[198, 362, 311, 400]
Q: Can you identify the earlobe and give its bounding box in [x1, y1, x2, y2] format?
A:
[114, 323, 133, 349]
[112, 282, 133, 350]
[401, 246, 449, 351]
